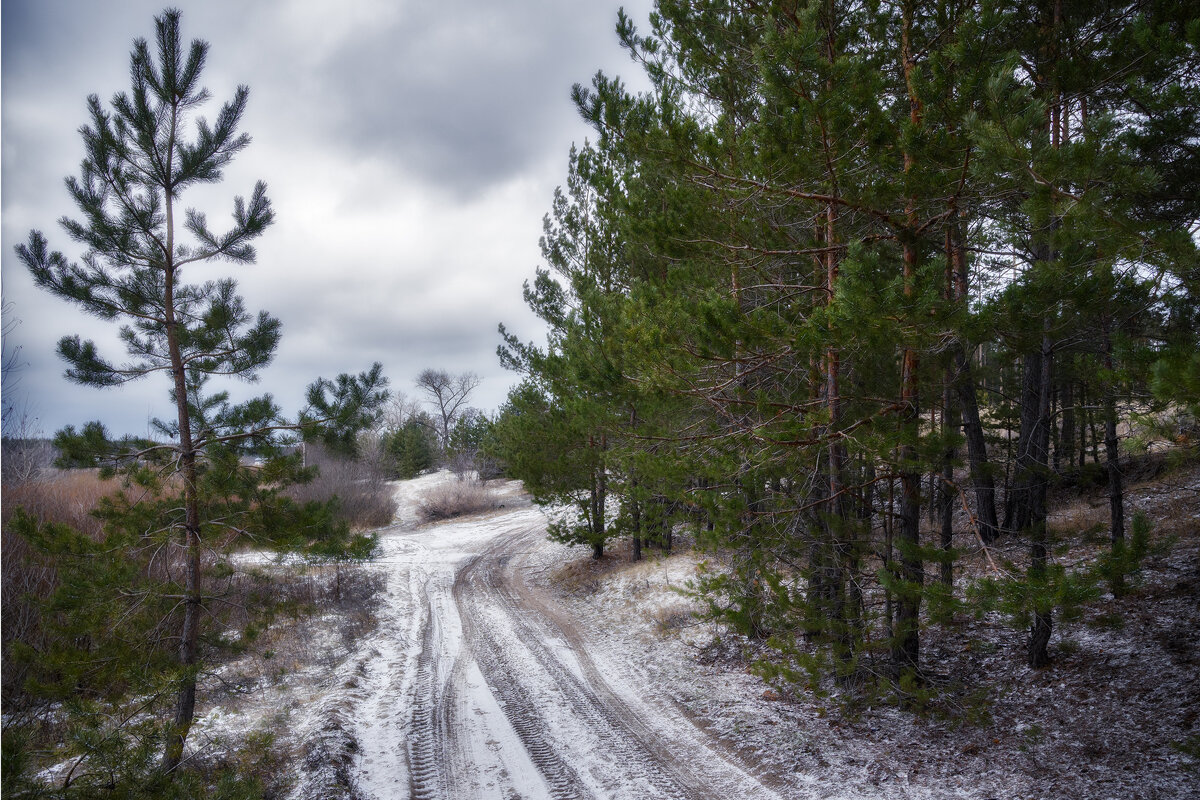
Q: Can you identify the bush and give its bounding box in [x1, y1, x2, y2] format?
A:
[0, 438, 56, 484]
[286, 444, 397, 529]
[415, 478, 499, 522]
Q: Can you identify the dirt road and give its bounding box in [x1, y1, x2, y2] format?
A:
[313, 479, 781, 800]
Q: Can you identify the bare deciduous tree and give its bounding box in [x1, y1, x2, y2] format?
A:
[1, 303, 50, 484]
[2, 301, 29, 436]
[416, 369, 479, 452]
[379, 390, 425, 435]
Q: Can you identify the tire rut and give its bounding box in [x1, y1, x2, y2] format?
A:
[345, 500, 778, 800]
[456, 550, 594, 800]
[455, 526, 710, 800]
[405, 574, 470, 800]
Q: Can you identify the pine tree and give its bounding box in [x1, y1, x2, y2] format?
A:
[384, 412, 438, 478]
[502, 0, 1197, 701]
[14, 10, 387, 782]
[497, 142, 637, 559]
[967, 0, 1200, 665]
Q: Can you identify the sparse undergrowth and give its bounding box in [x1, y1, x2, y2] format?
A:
[2, 557, 386, 800]
[0, 463, 389, 798]
[183, 565, 386, 798]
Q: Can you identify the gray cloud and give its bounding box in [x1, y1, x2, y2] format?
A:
[313, 0, 632, 196]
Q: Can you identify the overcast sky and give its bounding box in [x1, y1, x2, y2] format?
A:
[2, 0, 652, 438]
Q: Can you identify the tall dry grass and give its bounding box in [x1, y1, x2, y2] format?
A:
[2, 469, 118, 537]
[1, 460, 391, 712]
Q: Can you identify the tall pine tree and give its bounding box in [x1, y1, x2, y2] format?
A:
[15, 10, 387, 781]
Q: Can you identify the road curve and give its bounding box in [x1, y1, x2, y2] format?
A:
[330, 492, 782, 800]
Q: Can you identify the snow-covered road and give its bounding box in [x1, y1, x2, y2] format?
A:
[304, 476, 782, 800]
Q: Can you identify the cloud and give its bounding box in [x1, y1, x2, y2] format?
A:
[304, 0, 636, 197]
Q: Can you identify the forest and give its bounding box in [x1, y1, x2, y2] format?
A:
[2, 1, 1198, 798]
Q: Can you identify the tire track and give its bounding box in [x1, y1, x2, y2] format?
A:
[339, 532, 430, 799]
[456, 550, 594, 799]
[405, 578, 444, 800]
[455, 525, 710, 800]
[340, 493, 778, 800]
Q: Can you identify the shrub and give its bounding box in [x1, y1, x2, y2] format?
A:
[415, 477, 499, 522]
[286, 444, 397, 530]
[0, 438, 56, 484]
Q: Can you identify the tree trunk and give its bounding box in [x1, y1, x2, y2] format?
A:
[826, 199, 858, 669]
[947, 214, 998, 542]
[1061, 368, 1076, 469]
[941, 377, 956, 588]
[1078, 380, 1089, 467]
[952, 348, 1000, 542]
[630, 470, 643, 562]
[1051, 380, 1061, 473]
[1029, 16, 1061, 670]
[1104, 329, 1126, 594]
[893, 0, 924, 678]
[160, 102, 203, 775]
[806, 466, 837, 641]
[1028, 326, 1054, 668]
[846, 459, 874, 665]
[1009, 349, 1047, 535]
[631, 496, 642, 562]
[593, 435, 608, 560]
[895, 390, 923, 675]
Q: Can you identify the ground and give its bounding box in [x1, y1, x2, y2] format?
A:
[189, 465, 1200, 799]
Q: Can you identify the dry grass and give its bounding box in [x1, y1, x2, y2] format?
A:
[1047, 499, 1109, 539]
[649, 603, 696, 634]
[415, 478, 500, 523]
[1, 468, 124, 538]
[1048, 454, 1200, 542]
[550, 542, 635, 595]
[0, 462, 391, 715]
[548, 535, 693, 593]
